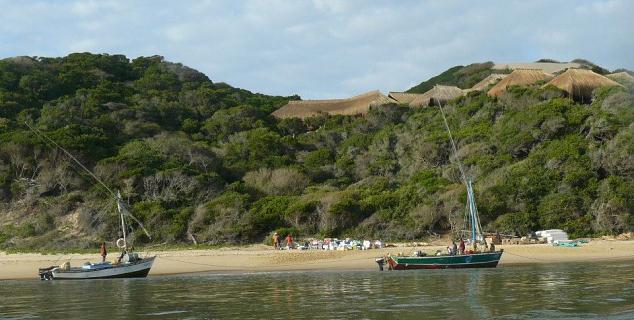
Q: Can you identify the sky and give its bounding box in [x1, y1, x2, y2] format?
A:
[0, 0, 632, 99]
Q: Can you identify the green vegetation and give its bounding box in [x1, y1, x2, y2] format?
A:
[0, 53, 632, 250]
[406, 62, 509, 93]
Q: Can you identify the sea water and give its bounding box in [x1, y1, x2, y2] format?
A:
[1, 261, 633, 319]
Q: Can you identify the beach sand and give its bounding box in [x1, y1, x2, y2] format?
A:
[2, 240, 634, 280]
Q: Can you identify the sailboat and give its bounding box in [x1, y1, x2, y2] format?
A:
[377, 87, 503, 270]
[25, 123, 156, 280]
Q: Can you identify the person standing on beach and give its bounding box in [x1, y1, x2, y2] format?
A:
[285, 234, 294, 250]
[99, 242, 107, 262]
[459, 238, 465, 255]
[272, 232, 280, 250]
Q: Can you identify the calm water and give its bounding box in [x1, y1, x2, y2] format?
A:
[1, 262, 633, 319]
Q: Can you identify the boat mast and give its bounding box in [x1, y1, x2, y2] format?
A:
[116, 192, 127, 251]
[435, 90, 484, 244]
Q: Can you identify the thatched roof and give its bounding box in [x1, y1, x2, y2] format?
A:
[607, 72, 634, 86]
[271, 90, 396, 119]
[487, 69, 554, 97]
[409, 85, 465, 107]
[493, 62, 581, 74]
[469, 73, 508, 91]
[543, 69, 623, 102]
[388, 92, 424, 104]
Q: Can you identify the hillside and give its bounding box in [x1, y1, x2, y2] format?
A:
[406, 59, 607, 94]
[406, 62, 503, 93]
[0, 53, 633, 250]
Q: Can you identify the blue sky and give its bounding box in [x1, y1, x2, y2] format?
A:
[1, 0, 632, 99]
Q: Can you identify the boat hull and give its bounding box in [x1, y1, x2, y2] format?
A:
[44, 256, 155, 280]
[386, 251, 503, 270]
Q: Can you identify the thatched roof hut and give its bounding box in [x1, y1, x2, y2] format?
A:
[543, 69, 623, 102]
[607, 72, 634, 87]
[409, 85, 465, 107]
[493, 62, 581, 74]
[469, 73, 508, 91]
[388, 92, 424, 104]
[487, 69, 554, 97]
[271, 90, 396, 119]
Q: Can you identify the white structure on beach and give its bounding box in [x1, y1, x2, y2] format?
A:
[536, 229, 569, 244]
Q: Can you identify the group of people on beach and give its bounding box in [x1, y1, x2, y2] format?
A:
[444, 238, 496, 256]
[272, 232, 294, 250]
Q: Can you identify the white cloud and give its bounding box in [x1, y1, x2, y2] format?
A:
[0, 0, 632, 99]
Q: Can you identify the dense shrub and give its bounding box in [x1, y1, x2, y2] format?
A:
[0, 53, 632, 249]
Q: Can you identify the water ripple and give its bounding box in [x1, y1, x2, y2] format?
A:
[0, 261, 633, 319]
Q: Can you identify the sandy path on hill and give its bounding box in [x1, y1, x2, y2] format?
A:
[2, 240, 633, 280]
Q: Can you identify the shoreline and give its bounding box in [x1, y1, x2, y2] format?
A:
[2, 240, 634, 280]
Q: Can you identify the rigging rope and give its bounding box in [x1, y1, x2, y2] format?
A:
[503, 250, 634, 263]
[436, 92, 484, 243]
[157, 249, 634, 273]
[502, 251, 550, 262]
[25, 121, 151, 241]
[435, 94, 467, 184]
[155, 252, 383, 270]
[24, 122, 116, 198]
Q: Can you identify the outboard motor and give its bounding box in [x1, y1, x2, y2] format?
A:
[375, 258, 385, 271]
[38, 266, 56, 281]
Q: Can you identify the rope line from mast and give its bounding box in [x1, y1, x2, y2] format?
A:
[434, 91, 487, 245]
[24, 121, 151, 240]
[24, 121, 117, 198]
[502, 250, 634, 263]
[435, 94, 467, 185]
[156, 253, 379, 269]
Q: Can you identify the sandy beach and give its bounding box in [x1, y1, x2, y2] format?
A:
[2, 240, 634, 280]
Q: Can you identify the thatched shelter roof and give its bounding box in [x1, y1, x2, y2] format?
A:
[543, 69, 623, 102]
[388, 92, 424, 104]
[469, 74, 508, 91]
[493, 62, 581, 74]
[409, 85, 465, 107]
[271, 90, 396, 119]
[487, 69, 554, 97]
[607, 72, 634, 86]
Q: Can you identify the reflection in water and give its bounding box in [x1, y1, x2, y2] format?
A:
[0, 262, 633, 319]
[466, 272, 491, 319]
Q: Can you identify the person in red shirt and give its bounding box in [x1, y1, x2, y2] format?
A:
[459, 238, 465, 255]
[285, 234, 294, 249]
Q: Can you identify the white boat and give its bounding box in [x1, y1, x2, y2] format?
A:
[40, 256, 155, 280]
[38, 195, 156, 281]
[27, 123, 156, 280]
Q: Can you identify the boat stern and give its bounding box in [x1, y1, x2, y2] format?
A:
[38, 266, 57, 281]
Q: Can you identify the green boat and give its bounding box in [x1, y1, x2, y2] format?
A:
[383, 251, 503, 270]
[377, 90, 503, 270]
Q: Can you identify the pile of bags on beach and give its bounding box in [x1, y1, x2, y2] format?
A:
[296, 238, 384, 250]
